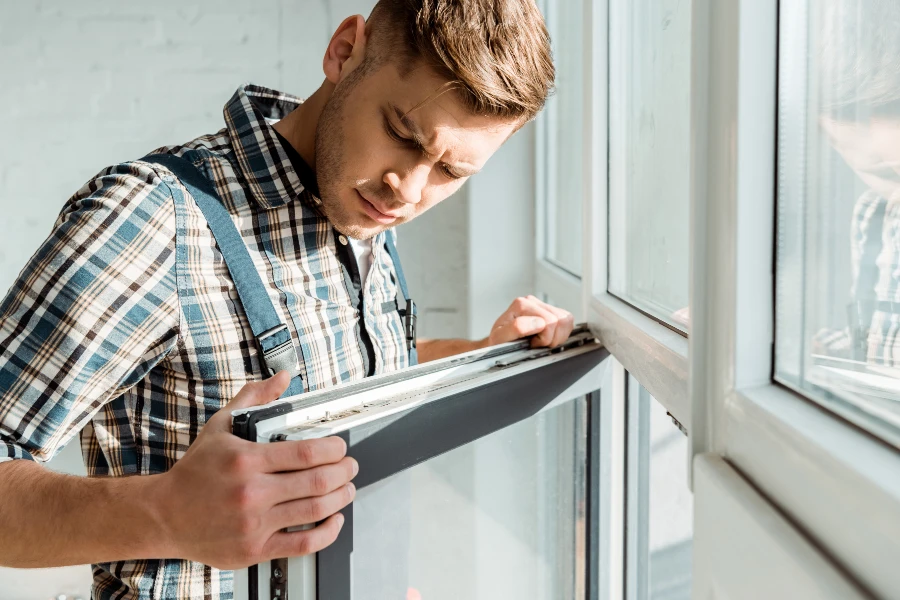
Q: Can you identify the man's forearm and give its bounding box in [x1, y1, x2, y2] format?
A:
[417, 337, 490, 363]
[0, 460, 169, 568]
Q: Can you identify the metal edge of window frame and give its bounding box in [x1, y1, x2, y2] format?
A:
[581, 0, 690, 432]
[688, 0, 900, 597]
[234, 338, 610, 600]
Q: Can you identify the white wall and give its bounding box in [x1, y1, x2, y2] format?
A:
[0, 1, 536, 596]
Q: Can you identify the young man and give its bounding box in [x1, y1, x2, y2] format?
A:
[813, 0, 900, 371]
[0, 0, 571, 597]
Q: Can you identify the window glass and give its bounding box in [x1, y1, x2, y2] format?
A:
[626, 377, 693, 599]
[351, 397, 586, 599]
[775, 0, 900, 443]
[540, 0, 584, 276]
[608, 0, 692, 331]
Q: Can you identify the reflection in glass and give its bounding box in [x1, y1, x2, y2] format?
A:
[541, 0, 584, 276]
[776, 0, 900, 442]
[608, 0, 692, 330]
[626, 379, 692, 600]
[351, 398, 586, 599]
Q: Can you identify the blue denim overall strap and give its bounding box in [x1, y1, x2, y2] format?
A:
[142, 152, 305, 396]
[384, 230, 418, 366]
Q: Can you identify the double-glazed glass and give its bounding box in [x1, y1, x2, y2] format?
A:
[626, 377, 693, 599]
[540, 0, 585, 276]
[775, 0, 900, 444]
[351, 398, 587, 599]
[608, 0, 692, 331]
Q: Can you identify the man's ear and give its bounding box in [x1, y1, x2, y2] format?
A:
[323, 15, 368, 85]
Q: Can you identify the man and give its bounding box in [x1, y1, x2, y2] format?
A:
[812, 0, 900, 373]
[0, 0, 572, 598]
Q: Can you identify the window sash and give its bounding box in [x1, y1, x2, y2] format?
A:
[580, 0, 690, 429]
[233, 335, 609, 600]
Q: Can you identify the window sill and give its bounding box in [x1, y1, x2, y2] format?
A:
[724, 383, 900, 599]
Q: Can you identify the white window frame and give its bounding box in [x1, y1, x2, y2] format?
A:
[538, 0, 695, 598]
[581, 0, 691, 430]
[539, 0, 900, 597]
[534, 0, 586, 320]
[689, 0, 900, 598]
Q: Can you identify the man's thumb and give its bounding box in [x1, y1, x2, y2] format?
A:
[218, 371, 292, 422]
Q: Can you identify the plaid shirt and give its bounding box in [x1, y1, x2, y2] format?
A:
[816, 188, 900, 366]
[0, 84, 411, 598]
[853, 189, 900, 365]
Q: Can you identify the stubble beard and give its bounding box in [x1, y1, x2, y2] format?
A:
[315, 70, 385, 241]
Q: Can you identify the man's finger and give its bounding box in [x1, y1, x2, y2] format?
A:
[263, 513, 345, 559]
[522, 296, 560, 347]
[207, 371, 292, 432]
[267, 457, 358, 503]
[261, 436, 348, 473]
[270, 482, 356, 531]
[493, 316, 545, 344]
[534, 299, 574, 347]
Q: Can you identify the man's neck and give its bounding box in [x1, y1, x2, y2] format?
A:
[272, 82, 333, 175]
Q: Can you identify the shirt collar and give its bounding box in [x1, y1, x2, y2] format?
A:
[223, 83, 314, 210]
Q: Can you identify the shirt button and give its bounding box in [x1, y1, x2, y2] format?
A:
[338, 235, 348, 245]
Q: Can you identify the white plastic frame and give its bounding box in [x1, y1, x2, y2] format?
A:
[689, 0, 900, 598]
[534, 0, 586, 320]
[582, 0, 691, 430]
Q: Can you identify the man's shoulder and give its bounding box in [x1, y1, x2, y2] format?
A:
[68, 129, 233, 213]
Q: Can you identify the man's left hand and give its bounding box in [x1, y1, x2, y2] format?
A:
[486, 295, 575, 349]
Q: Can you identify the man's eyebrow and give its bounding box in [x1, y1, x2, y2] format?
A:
[388, 104, 480, 178]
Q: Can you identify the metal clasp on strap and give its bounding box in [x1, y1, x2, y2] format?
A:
[402, 299, 417, 351]
[257, 324, 302, 379]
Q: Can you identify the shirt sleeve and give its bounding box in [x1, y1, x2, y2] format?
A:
[0, 161, 181, 464]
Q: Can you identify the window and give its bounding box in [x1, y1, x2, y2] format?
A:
[233, 332, 608, 599]
[351, 398, 585, 599]
[690, 0, 900, 598]
[625, 378, 692, 600]
[607, 0, 692, 331]
[538, 0, 585, 278]
[775, 0, 900, 444]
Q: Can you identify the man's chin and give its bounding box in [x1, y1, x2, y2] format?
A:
[333, 219, 390, 241]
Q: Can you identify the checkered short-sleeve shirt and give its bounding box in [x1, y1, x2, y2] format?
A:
[0, 84, 411, 598]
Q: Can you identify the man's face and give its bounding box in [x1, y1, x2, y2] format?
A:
[314, 62, 520, 240]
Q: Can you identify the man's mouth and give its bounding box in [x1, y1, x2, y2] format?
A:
[356, 190, 400, 225]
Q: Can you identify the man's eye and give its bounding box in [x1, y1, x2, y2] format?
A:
[441, 164, 462, 180]
[385, 122, 408, 143]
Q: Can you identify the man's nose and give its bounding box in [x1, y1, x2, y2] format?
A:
[383, 163, 430, 205]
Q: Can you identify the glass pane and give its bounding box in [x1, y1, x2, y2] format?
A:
[608, 0, 692, 331]
[775, 0, 900, 443]
[541, 0, 584, 276]
[352, 397, 586, 599]
[626, 377, 692, 599]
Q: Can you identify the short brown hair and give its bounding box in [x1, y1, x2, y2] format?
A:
[367, 0, 555, 121]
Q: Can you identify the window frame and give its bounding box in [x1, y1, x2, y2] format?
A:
[534, 0, 587, 317]
[233, 337, 610, 600]
[688, 0, 900, 597]
[581, 0, 691, 430]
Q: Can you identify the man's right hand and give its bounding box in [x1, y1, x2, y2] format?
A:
[156, 371, 357, 570]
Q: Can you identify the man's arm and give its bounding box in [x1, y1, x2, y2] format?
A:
[417, 296, 575, 363]
[0, 373, 356, 569]
[0, 164, 354, 568]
